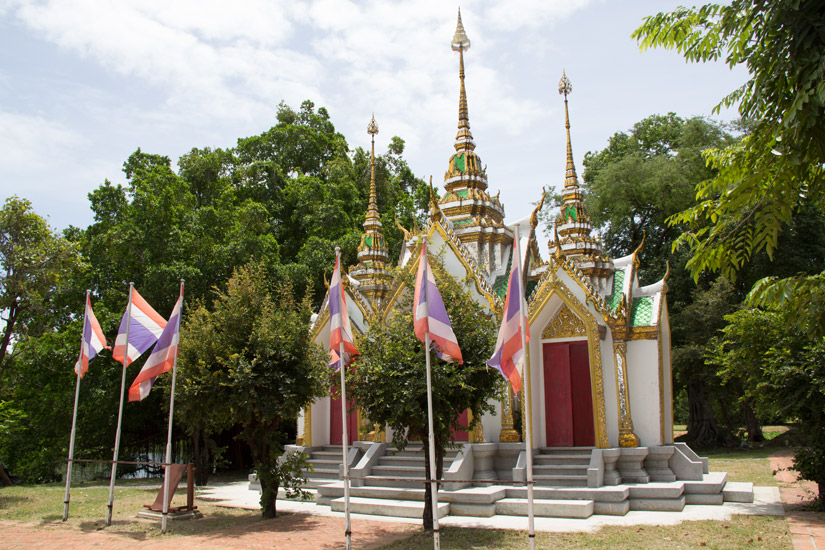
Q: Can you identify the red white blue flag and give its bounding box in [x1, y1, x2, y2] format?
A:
[128, 291, 182, 402]
[74, 295, 108, 378]
[112, 288, 167, 366]
[414, 240, 463, 364]
[487, 251, 529, 392]
[328, 253, 359, 370]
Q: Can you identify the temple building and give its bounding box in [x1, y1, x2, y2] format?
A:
[292, 9, 750, 519]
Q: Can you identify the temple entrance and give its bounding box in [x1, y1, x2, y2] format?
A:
[543, 341, 595, 447]
[329, 377, 358, 445]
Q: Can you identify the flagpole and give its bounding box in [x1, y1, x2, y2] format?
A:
[107, 282, 133, 526]
[514, 226, 536, 550]
[63, 290, 89, 522]
[421, 239, 440, 550]
[336, 248, 352, 550]
[162, 280, 184, 534]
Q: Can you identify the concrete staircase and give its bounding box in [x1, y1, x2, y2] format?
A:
[363, 445, 460, 489]
[303, 445, 348, 488]
[532, 447, 591, 487]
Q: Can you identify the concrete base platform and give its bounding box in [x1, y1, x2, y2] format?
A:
[331, 496, 449, 519]
[496, 498, 594, 519]
[137, 509, 204, 521]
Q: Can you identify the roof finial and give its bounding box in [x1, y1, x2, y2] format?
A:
[559, 70, 578, 190]
[366, 114, 380, 224]
[452, 8, 474, 152]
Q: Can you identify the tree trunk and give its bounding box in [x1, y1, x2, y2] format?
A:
[0, 466, 12, 487]
[192, 431, 211, 486]
[259, 474, 279, 518]
[0, 302, 19, 379]
[743, 401, 765, 443]
[684, 381, 737, 447]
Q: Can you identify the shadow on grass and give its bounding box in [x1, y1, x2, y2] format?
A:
[0, 495, 27, 509]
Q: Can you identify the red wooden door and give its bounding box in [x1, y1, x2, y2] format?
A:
[330, 377, 358, 445]
[543, 341, 595, 447]
[452, 409, 470, 442]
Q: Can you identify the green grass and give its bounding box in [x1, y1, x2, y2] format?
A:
[705, 447, 780, 486]
[377, 516, 791, 549]
[0, 482, 264, 537]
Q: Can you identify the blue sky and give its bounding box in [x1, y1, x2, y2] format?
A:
[0, 0, 747, 232]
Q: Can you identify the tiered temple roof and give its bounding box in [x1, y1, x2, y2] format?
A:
[348, 115, 392, 309]
[438, 9, 510, 271]
[547, 72, 613, 280]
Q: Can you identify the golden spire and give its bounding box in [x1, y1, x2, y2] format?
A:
[365, 113, 380, 227]
[452, 8, 474, 152]
[559, 70, 578, 190]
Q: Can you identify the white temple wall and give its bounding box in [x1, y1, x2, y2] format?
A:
[481, 398, 502, 443]
[311, 397, 332, 447]
[627, 339, 662, 446]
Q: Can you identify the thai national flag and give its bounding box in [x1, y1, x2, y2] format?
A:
[414, 240, 463, 364]
[128, 291, 182, 402]
[328, 253, 358, 370]
[487, 249, 529, 392]
[74, 294, 108, 378]
[112, 288, 167, 366]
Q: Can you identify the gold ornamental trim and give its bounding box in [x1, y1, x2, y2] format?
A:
[613, 341, 639, 448]
[542, 303, 586, 339]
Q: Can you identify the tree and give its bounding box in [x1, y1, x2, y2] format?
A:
[0, 197, 80, 379]
[633, 1, 825, 331]
[348, 253, 501, 531]
[579, 114, 743, 445]
[711, 305, 825, 507]
[175, 263, 327, 517]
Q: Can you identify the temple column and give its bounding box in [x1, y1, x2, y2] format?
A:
[613, 341, 639, 447]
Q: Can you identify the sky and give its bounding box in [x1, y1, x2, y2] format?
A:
[0, 0, 748, 233]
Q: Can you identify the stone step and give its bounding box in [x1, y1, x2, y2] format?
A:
[532, 474, 588, 487]
[364, 476, 429, 489]
[318, 482, 427, 502]
[371, 465, 426, 477]
[723, 481, 754, 503]
[495, 498, 594, 519]
[533, 455, 591, 465]
[330, 496, 450, 519]
[308, 459, 343, 467]
[303, 468, 340, 479]
[312, 450, 346, 459]
[533, 464, 588, 473]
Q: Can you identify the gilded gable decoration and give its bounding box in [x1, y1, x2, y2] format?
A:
[542, 303, 586, 339]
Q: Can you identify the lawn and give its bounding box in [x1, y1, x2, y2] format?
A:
[377, 516, 790, 549]
[0, 480, 266, 537]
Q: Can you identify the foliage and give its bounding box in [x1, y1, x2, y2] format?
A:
[0, 197, 81, 379]
[576, 114, 744, 445]
[710, 304, 825, 506]
[633, 1, 825, 332]
[175, 263, 326, 517]
[582, 113, 734, 285]
[349, 247, 501, 530]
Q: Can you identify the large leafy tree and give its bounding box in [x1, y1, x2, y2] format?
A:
[633, 1, 825, 333]
[0, 197, 81, 379]
[175, 263, 327, 517]
[711, 305, 825, 507]
[580, 114, 745, 445]
[348, 252, 501, 531]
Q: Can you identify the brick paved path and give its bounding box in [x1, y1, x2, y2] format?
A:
[0, 514, 418, 550]
[771, 450, 825, 550]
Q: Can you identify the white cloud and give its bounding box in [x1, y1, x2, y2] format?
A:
[0, 111, 80, 170]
